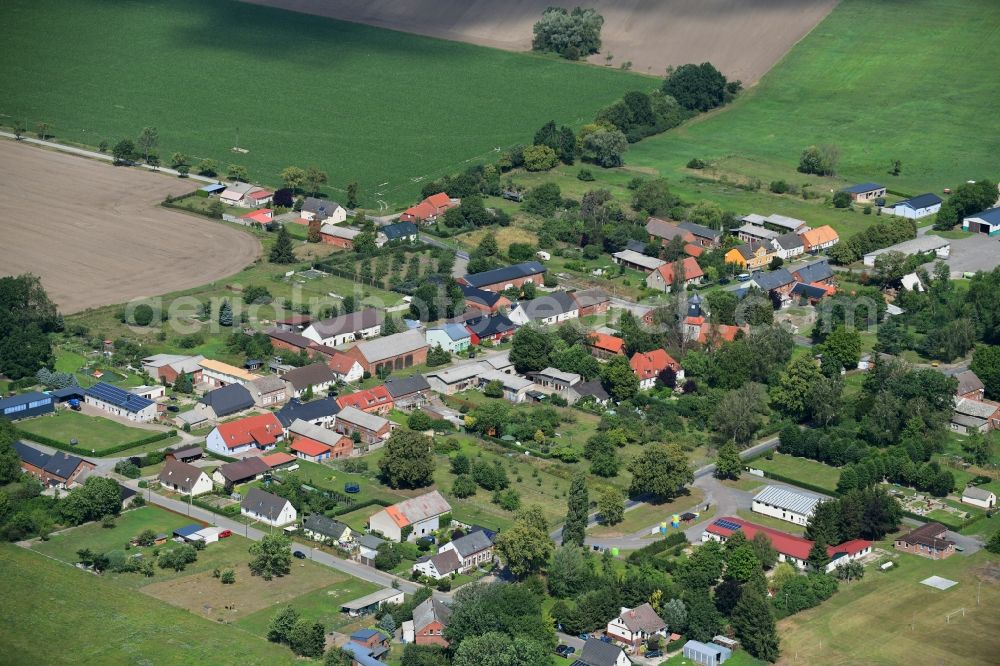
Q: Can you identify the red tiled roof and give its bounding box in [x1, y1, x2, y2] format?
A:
[290, 438, 331, 457]
[260, 452, 296, 467]
[630, 349, 679, 379]
[706, 516, 871, 562]
[337, 386, 393, 411]
[425, 192, 451, 209]
[246, 189, 273, 200]
[651, 256, 704, 286]
[588, 333, 625, 354]
[684, 243, 705, 257]
[214, 413, 283, 450]
[322, 349, 360, 374]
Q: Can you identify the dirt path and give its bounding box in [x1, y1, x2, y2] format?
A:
[241, 0, 837, 84]
[0, 140, 260, 314]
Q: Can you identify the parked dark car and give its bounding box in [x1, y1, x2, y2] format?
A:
[646, 650, 663, 658]
[293, 550, 306, 559]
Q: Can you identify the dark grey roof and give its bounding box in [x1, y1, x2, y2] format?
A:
[466, 313, 518, 338]
[774, 232, 804, 250]
[462, 261, 545, 289]
[303, 514, 350, 539]
[518, 291, 578, 319]
[302, 196, 344, 217]
[14, 440, 52, 469]
[266, 327, 312, 349]
[282, 363, 336, 390]
[198, 383, 254, 417]
[842, 182, 884, 194]
[429, 548, 462, 575]
[625, 239, 648, 253]
[217, 456, 269, 483]
[955, 370, 985, 396]
[41, 451, 92, 481]
[383, 374, 431, 399]
[412, 597, 452, 632]
[679, 220, 721, 240]
[358, 534, 385, 550]
[307, 308, 381, 339]
[792, 259, 833, 284]
[576, 638, 626, 666]
[894, 193, 942, 209]
[575, 380, 610, 401]
[275, 398, 340, 427]
[791, 283, 829, 299]
[241, 487, 291, 520]
[449, 529, 493, 558]
[460, 284, 505, 307]
[168, 445, 204, 460]
[750, 268, 794, 291]
[158, 459, 207, 492]
[381, 221, 418, 240]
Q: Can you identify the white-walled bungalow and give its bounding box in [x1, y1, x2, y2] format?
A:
[240, 488, 297, 527]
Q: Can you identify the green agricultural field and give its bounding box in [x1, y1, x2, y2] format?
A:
[627, 0, 1000, 200]
[0, 545, 295, 665]
[752, 454, 841, 494]
[16, 410, 172, 454]
[2, 0, 649, 208]
[778, 550, 1000, 665]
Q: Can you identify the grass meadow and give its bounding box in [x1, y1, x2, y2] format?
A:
[16, 410, 165, 453]
[2, 0, 650, 208]
[0, 545, 296, 665]
[626, 0, 1000, 198]
[777, 550, 1000, 665]
[752, 454, 842, 494]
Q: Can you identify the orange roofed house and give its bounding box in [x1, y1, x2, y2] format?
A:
[630, 349, 683, 390]
[400, 193, 460, 225]
[288, 418, 353, 461]
[206, 413, 284, 456]
[682, 294, 748, 346]
[799, 225, 840, 253]
[369, 490, 452, 542]
[645, 256, 705, 293]
[336, 386, 394, 416]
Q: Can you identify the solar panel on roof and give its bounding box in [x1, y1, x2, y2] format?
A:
[713, 519, 742, 531]
[86, 382, 154, 412]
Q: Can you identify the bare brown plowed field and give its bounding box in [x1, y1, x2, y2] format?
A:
[241, 0, 837, 84]
[0, 141, 260, 314]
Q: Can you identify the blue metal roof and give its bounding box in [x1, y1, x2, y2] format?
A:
[894, 193, 942, 210]
[200, 183, 226, 193]
[440, 323, 471, 341]
[0, 391, 51, 409]
[841, 182, 884, 194]
[969, 206, 1000, 225]
[173, 524, 203, 537]
[85, 382, 154, 413]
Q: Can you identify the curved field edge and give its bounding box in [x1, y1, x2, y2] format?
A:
[0, 0, 652, 208]
[0, 545, 296, 665]
[626, 0, 1000, 197]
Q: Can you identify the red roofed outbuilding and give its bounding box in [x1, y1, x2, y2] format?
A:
[587, 333, 626, 359]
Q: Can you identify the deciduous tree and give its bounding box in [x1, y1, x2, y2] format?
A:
[562, 472, 589, 547]
[249, 534, 292, 580]
[628, 443, 693, 501]
[378, 430, 434, 489]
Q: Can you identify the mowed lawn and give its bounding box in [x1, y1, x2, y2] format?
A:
[236, 576, 382, 637]
[0, 545, 295, 665]
[589, 488, 706, 538]
[627, 0, 1000, 198]
[16, 410, 160, 453]
[752, 454, 841, 494]
[2, 0, 650, 208]
[777, 551, 1000, 665]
